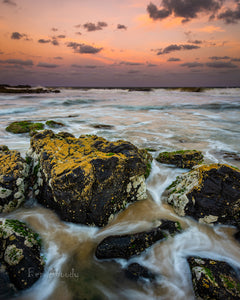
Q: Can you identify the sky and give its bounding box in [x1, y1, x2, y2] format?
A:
[0, 0, 240, 87]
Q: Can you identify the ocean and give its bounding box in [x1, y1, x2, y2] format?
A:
[0, 87, 240, 299]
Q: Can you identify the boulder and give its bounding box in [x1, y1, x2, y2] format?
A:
[188, 256, 240, 300]
[124, 263, 156, 282]
[45, 120, 65, 128]
[166, 164, 240, 226]
[95, 220, 181, 259]
[0, 263, 16, 299]
[0, 146, 29, 213]
[156, 150, 203, 169]
[0, 218, 44, 291]
[6, 121, 44, 134]
[27, 130, 151, 227]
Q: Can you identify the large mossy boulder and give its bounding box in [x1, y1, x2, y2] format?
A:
[27, 130, 151, 227]
[165, 164, 240, 226]
[188, 257, 240, 300]
[156, 150, 203, 169]
[95, 220, 181, 259]
[6, 121, 44, 134]
[0, 218, 44, 292]
[0, 146, 29, 213]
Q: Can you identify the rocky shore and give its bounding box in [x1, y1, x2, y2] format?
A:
[0, 85, 60, 94]
[1, 128, 240, 298]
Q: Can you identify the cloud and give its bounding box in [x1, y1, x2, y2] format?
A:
[0, 51, 4, 54]
[117, 24, 127, 30]
[120, 61, 144, 66]
[147, 0, 223, 23]
[83, 21, 108, 32]
[67, 42, 103, 54]
[0, 59, 33, 66]
[11, 32, 30, 41]
[3, 0, 16, 6]
[38, 38, 59, 46]
[37, 62, 60, 68]
[75, 32, 82, 35]
[218, 2, 240, 24]
[57, 35, 66, 39]
[198, 25, 225, 32]
[180, 62, 204, 68]
[38, 39, 51, 44]
[51, 39, 59, 46]
[156, 44, 200, 55]
[51, 28, 58, 32]
[147, 63, 158, 67]
[231, 58, 240, 62]
[168, 57, 181, 61]
[209, 56, 230, 60]
[187, 39, 203, 44]
[54, 56, 63, 60]
[71, 64, 98, 69]
[206, 61, 238, 68]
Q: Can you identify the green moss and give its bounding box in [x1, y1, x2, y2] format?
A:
[204, 267, 216, 283]
[46, 120, 65, 128]
[106, 153, 115, 156]
[25, 156, 32, 164]
[6, 121, 44, 134]
[33, 163, 40, 176]
[221, 275, 240, 291]
[144, 162, 152, 178]
[176, 221, 182, 231]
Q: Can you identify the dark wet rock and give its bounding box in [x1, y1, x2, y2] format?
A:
[0, 263, 16, 299]
[124, 263, 156, 282]
[6, 121, 44, 134]
[45, 120, 65, 128]
[188, 256, 240, 300]
[91, 124, 115, 130]
[27, 130, 151, 227]
[0, 146, 29, 213]
[0, 85, 60, 94]
[166, 164, 240, 226]
[0, 218, 44, 291]
[128, 87, 153, 92]
[156, 150, 203, 169]
[218, 151, 240, 162]
[234, 230, 240, 243]
[95, 220, 181, 259]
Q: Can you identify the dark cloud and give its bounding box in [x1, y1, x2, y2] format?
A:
[206, 61, 238, 68]
[156, 44, 200, 55]
[51, 39, 59, 46]
[147, 0, 223, 23]
[147, 63, 158, 67]
[71, 64, 98, 69]
[38, 39, 51, 44]
[75, 32, 82, 35]
[120, 61, 144, 66]
[67, 42, 103, 54]
[0, 51, 4, 54]
[128, 70, 140, 74]
[11, 32, 30, 41]
[168, 57, 181, 61]
[83, 21, 108, 32]
[0, 59, 33, 66]
[51, 28, 58, 32]
[188, 39, 203, 44]
[54, 57, 63, 60]
[3, 0, 16, 6]
[231, 58, 240, 62]
[209, 56, 230, 60]
[218, 2, 240, 23]
[57, 35, 66, 39]
[180, 62, 204, 68]
[117, 24, 127, 30]
[37, 62, 60, 68]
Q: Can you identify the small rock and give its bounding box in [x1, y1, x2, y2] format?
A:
[125, 263, 156, 282]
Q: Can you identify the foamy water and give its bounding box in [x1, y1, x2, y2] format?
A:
[0, 88, 240, 299]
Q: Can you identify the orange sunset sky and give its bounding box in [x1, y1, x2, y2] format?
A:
[0, 0, 240, 87]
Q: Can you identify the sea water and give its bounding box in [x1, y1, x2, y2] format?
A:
[0, 88, 240, 299]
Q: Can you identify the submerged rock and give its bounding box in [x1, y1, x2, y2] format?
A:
[188, 256, 240, 300]
[0, 146, 29, 213]
[45, 120, 65, 128]
[156, 150, 203, 169]
[0, 218, 44, 291]
[6, 121, 44, 134]
[124, 263, 156, 282]
[165, 164, 240, 226]
[0, 263, 16, 299]
[95, 220, 181, 259]
[27, 130, 151, 227]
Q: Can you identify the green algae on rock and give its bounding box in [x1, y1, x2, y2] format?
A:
[95, 220, 182, 259]
[45, 120, 65, 128]
[6, 121, 44, 134]
[0, 218, 44, 291]
[27, 130, 151, 227]
[188, 257, 240, 300]
[156, 150, 203, 169]
[0, 146, 29, 213]
[165, 164, 240, 226]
